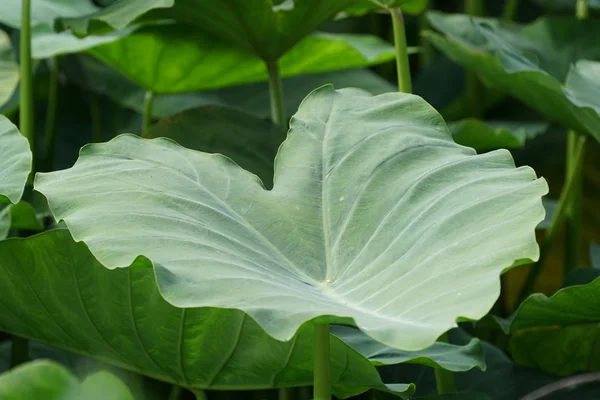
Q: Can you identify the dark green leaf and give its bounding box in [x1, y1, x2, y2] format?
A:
[449, 119, 547, 151]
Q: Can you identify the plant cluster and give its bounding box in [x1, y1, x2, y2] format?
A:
[0, 0, 599, 399]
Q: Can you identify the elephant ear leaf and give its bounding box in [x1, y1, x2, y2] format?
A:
[0, 115, 32, 205]
[35, 86, 547, 351]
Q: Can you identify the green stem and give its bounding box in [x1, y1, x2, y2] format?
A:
[434, 333, 457, 394]
[43, 57, 59, 171]
[418, 1, 434, 68]
[142, 90, 155, 137]
[168, 385, 183, 400]
[390, 8, 412, 93]
[10, 336, 29, 367]
[502, 0, 520, 20]
[266, 60, 286, 127]
[193, 390, 208, 400]
[20, 0, 34, 168]
[576, 0, 589, 19]
[465, 0, 484, 118]
[563, 0, 590, 275]
[278, 388, 293, 400]
[89, 93, 103, 142]
[519, 135, 587, 302]
[313, 324, 331, 400]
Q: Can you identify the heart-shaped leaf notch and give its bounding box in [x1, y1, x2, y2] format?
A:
[35, 86, 547, 352]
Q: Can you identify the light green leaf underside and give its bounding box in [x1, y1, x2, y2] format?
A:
[449, 120, 548, 151]
[0, 0, 97, 29]
[58, 23, 399, 93]
[331, 326, 486, 371]
[145, 106, 284, 188]
[509, 277, 600, 376]
[0, 115, 32, 204]
[0, 229, 414, 398]
[0, 360, 135, 400]
[35, 86, 547, 351]
[72, 56, 397, 120]
[0, 31, 19, 110]
[425, 13, 600, 142]
[62, 0, 356, 61]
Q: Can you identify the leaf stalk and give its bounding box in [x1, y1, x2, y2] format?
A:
[390, 8, 412, 93]
[313, 324, 331, 400]
[20, 0, 34, 169]
[266, 60, 286, 128]
[434, 333, 458, 394]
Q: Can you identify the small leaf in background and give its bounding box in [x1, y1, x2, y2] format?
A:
[0, 0, 97, 29]
[449, 119, 547, 151]
[509, 277, 600, 376]
[36, 87, 547, 351]
[0, 360, 135, 400]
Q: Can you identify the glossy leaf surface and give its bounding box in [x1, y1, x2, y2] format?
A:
[0, 229, 414, 398]
[36, 87, 547, 351]
[62, 0, 357, 61]
[425, 13, 600, 142]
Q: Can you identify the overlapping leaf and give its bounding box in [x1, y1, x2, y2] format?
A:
[0, 229, 414, 398]
[1, 0, 97, 29]
[61, 0, 357, 61]
[0, 360, 135, 400]
[449, 120, 547, 152]
[0, 116, 31, 204]
[0, 31, 19, 110]
[425, 13, 600, 142]
[36, 86, 547, 351]
[340, 0, 428, 17]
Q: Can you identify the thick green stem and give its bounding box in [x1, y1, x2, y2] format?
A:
[278, 388, 293, 400]
[10, 336, 29, 367]
[43, 57, 59, 171]
[418, 1, 434, 68]
[266, 60, 286, 127]
[563, 0, 590, 275]
[465, 0, 484, 118]
[168, 385, 183, 400]
[502, 0, 520, 20]
[89, 93, 103, 142]
[434, 333, 457, 394]
[142, 90, 155, 136]
[519, 136, 587, 302]
[20, 0, 34, 168]
[390, 8, 412, 93]
[313, 324, 331, 400]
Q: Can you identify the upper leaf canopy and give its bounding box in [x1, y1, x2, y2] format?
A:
[35, 86, 547, 351]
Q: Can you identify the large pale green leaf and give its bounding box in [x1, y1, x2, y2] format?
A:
[70, 56, 397, 119]
[0, 116, 31, 204]
[449, 120, 547, 152]
[42, 23, 398, 93]
[509, 277, 600, 376]
[331, 326, 485, 371]
[62, 0, 357, 61]
[0, 31, 19, 110]
[35, 86, 547, 351]
[0, 0, 97, 29]
[425, 13, 600, 142]
[0, 230, 413, 398]
[0, 360, 135, 400]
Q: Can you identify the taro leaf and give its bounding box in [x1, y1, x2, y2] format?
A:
[0, 229, 413, 398]
[340, 0, 428, 17]
[0, 201, 43, 239]
[0, 31, 19, 110]
[145, 106, 284, 189]
[509, 277, 600, 376]
[35, 86, 547, 350]
[69, 56, 397, 120]
[0, 115, 32, 204]
[449, 120, 547, 151]
[0, 0, 97, 29]
[61, 0, 358, 61]
[425, 13, 600, 142]
[0, 360, 135, 400]
[331, 325, 486, 371]
[45, 23, 399, 93]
